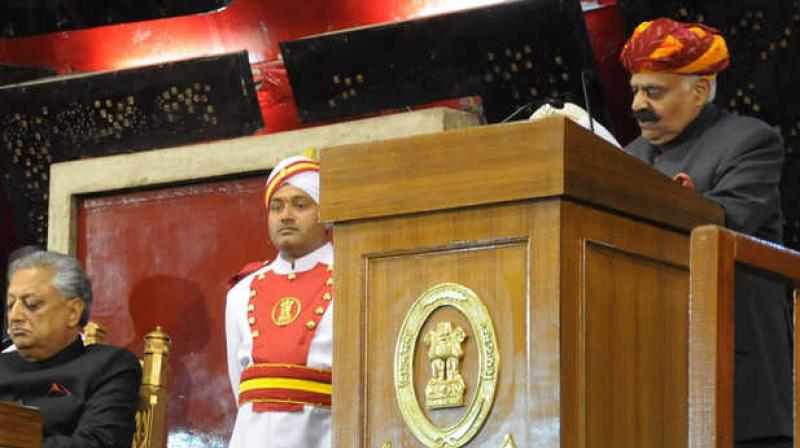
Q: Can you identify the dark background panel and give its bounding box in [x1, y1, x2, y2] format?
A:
[0, 51, 263, 248]
[281, 0, 609, 126]
[0, 0, 232, 38]
[0, 64, 56, 86]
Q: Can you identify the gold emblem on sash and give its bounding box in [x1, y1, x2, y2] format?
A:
[394, 283, 500, 448]
[271, 297, 301, 326]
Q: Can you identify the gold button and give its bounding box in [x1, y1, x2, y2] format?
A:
[307, 321, 317, 330]
[252, 330, 260, 338]
[327, 265, 333, 272]
[249, 290, 256, 298]
[314, 306, 324, 315]
[322, 292, 331, 301]
[287, 273, 297, 281]
[248, 316, 255, 324]
[325, 277, 333, 286]
[248, 303, 255, 311]
[258, 273, 265, 280]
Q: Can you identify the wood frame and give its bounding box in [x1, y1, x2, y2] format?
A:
[46, 108, 478, 252]
[689, 225, 800, 448]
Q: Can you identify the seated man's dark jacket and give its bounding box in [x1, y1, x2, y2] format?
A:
[0, 337, 141, 448]
[626, 103, 792, 441]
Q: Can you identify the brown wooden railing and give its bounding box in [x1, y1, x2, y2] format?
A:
[689, 225, 800, 447]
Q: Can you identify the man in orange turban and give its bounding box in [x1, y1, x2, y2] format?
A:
[621, 18, 729, 145]
[622, 19, 791, 447]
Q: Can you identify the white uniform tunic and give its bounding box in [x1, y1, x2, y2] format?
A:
[225, 242, 333, 448]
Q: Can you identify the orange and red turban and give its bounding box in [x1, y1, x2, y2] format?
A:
[620, 18, 730, 76]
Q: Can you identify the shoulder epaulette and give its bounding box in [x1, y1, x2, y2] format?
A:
[227, 260, 270, 290]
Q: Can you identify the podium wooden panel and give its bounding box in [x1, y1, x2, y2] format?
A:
[0, 401, 42, 448]
[321, 117, 724, 447]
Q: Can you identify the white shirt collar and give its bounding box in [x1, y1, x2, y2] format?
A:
[270, 242, 333, 274]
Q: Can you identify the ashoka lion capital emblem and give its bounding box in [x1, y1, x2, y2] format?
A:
[424, 322, 467, 409]
[394, 283, 500, 448]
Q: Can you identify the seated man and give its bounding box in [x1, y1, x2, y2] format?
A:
[0, 250, 141, 448]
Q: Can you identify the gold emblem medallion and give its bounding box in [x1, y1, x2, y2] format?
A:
[271, 297, 301, 326]
[424, 322, 467, 409]
[394, 283, 500, 448]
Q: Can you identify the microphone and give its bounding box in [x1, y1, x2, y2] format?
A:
[500, 101, 539, 123]
[504, 69, 598, 126]
[580, 69, 596, 134]
[501, 98, 566, 124]
[547, 98, 565, 109]
[526, 78, 621, 148]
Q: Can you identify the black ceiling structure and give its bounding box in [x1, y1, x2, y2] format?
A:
[280, 0, 608, 127]
[0, 51, 263, 246]
[0, 0, 232, 38]
[0, 64, 57, 86]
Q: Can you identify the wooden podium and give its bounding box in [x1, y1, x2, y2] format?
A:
[320, 117, 723, 447]
[0, 401, 42, 448]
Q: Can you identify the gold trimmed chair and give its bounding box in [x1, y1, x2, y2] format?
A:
[83, 322, 171, 448]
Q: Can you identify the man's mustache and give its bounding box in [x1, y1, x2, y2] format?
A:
[632, 108, 661, 123]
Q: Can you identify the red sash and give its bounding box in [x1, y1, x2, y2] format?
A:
[242, 262, 333, 411]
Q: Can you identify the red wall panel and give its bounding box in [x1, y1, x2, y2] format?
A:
[76, 175, 275, 444]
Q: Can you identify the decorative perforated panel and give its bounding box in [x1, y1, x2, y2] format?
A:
[0, 51, 263, 246]
[281, 0, 608, 125]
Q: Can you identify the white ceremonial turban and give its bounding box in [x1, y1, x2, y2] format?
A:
[264, 155, 320, 206]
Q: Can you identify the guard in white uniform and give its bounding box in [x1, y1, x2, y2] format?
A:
[225, 156, 333, 448]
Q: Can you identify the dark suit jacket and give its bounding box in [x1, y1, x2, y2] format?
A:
[0, 337, 142, 448]
[626, 104, 792, 441]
